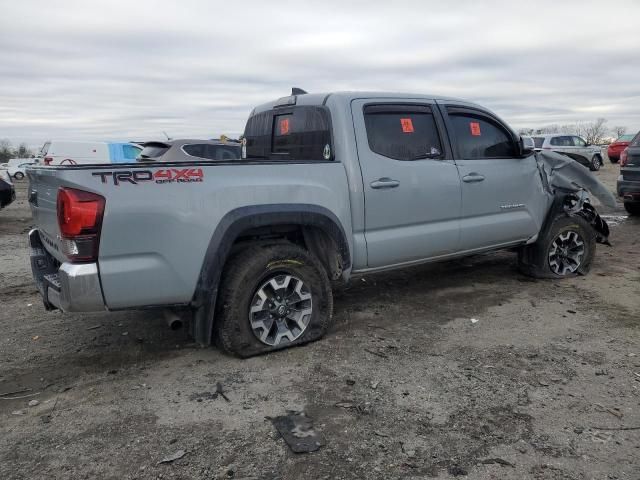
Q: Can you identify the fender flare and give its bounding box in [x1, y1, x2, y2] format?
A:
[190, 204, 351, 345]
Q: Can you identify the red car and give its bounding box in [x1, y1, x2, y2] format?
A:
[608, 134, 635, 163]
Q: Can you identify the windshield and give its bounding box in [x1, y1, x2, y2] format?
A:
[618, 134, 635, 142]
[38, 141, 51, 157]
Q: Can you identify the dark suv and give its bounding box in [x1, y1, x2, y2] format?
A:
[617, 131, 640, 215]
[0, 170, 16, 209]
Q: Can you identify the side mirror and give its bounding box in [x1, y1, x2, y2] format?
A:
[520, 136, 535, 156]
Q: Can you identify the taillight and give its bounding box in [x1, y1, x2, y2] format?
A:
[44, 157, 53, 165]
[57, 188, 105, 262]
[620, 148, 629, 167]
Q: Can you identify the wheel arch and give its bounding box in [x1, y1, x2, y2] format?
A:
[190, 204, 351, 345]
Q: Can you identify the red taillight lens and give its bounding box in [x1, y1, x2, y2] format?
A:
[57, 188, 105, 262]
[620, 148, 629, 167]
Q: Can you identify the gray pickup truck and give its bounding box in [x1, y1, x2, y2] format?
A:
[27, 91, 613, 357]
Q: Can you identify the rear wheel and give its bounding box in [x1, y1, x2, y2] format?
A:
[624, 202, 640, 216]
[518, 215, 595, 279]
[214, 244, 333, 357]
[13, 172, 24, 180]
[589, 155, 602, 171]
[609, 156, 619, 164]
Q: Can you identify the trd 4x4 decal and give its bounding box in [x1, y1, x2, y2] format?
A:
[93, 168, 204, 185]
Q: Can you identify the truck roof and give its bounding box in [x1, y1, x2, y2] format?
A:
[251, 91, 477, 115]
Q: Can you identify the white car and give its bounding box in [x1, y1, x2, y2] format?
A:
[531, 134, 604, 171]
[7, 159, 35, 180]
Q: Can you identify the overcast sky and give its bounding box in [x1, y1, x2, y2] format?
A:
[1, 0, 639, 147]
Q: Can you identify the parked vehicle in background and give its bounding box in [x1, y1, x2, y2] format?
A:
[531, 134, 604, 171]
[607, 133, 636, 163]
[36, 141, 142, 165]
[7, 159, 35, 180]
[137, 139, 241, 162]
[27, 91, 613, 357]
[617, 132, 640, 215]
[0, 170, 16, 209]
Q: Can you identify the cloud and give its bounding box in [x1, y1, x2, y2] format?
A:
[1, 0, 639, 147]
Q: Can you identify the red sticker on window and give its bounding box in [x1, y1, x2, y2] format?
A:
[279, 118, 290, 135]
[400, 118, 414, 133]
[470, 122, 481, 136]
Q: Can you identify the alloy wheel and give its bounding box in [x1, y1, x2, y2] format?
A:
[548, 230, 585, 275]
[249, 274, 313, 346]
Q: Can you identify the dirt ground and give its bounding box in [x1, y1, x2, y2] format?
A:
[1, 158, 638, 480]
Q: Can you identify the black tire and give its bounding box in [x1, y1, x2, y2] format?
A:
[13, 172, 24, 180]
[518, 215, 596, 279]
[214, 243, 333, 357]
[589, 155, 602, 171]
[624, 202, 640, 216]
[609, 156, 619, 164]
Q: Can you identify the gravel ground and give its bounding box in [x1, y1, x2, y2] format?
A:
[0, 159, 639, 480]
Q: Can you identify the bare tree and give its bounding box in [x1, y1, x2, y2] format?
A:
[0, 139, 13, 163]
[612, 126, 627, 139]
[583, 118, 608, 145]
[16, 143, 32, 158]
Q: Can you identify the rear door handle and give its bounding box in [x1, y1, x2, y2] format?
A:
[462, 173, 485, 183]
[370, 178, 400, 189]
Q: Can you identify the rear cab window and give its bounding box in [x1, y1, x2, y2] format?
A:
[446, 108, 517, 158]
[363, 104, 443, 161]
[244, 105, 332, 161]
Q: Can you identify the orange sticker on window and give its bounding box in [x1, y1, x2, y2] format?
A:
[400, 118, 414, 133]
[279, 118, 290, 135]
[470, 122, 481, 136]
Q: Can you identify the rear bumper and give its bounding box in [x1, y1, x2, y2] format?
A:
[29, 229, 106, 312]
[617, 175, 640, 203]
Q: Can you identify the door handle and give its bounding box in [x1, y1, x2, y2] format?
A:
[462, 173, 485, 183]
[370, 178, 400, 189]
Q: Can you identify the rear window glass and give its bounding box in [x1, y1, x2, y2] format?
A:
[532, 137, 545, 148]
[363, 104, 442, 161]
[448, 112, 516, 158]
[139, 144, 169, 160]
[123, 144, 141, 160]
[619, 134, 635, 142]
[244, 106, 332, 161]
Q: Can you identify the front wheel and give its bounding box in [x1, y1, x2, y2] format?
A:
[214, 244, 333, 357]
[518, 216, 596, 279]
[589, 155, 602, 171]
[624, 202, 640, 216]
[13, 172, 24, 180]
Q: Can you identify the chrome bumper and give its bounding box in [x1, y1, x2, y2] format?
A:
[29, 229, 106, 312]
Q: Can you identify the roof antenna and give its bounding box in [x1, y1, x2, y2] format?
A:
[291, 87, 307, 96]
[162, 131, 171, 141]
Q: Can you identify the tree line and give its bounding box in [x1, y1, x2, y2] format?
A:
[0, 139, 34, 163]
[518, 118, 631, 145]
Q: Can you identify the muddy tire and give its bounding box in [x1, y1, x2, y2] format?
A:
[589, 155, 602, 171]
[518, 215, 596, 279]
[214, 244, 333, 357]
[624, 202, 640, 216]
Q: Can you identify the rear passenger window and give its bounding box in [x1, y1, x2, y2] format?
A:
[448, 112, 516, 158]
[244, 106, 332, 161]
[550, 136, 573, 147]
[363, 105, 442, 161]
[183, 144, 207, 158]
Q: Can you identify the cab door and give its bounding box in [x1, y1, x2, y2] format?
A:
[351, 99, 462, 268]
[441, 104, 543, 251]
